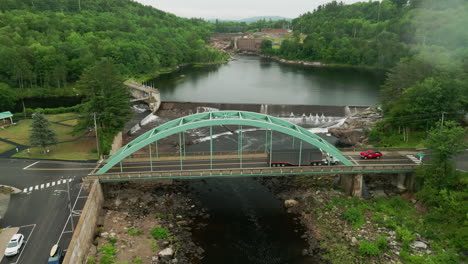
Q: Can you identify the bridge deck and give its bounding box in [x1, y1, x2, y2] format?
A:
[86, 164, 418, 182]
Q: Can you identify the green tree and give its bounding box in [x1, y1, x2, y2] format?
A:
[30, 112, 58, 153]
[76, 58, 131, 155]
[0, 83, 16, 112]
[417, 121, 467, 205]
[260, 39, 272, 52]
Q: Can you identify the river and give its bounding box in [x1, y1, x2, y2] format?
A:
[143, 55, 384, 263]
[148, 55, 384, 106]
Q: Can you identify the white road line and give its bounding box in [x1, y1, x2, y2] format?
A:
[457, 169, 466, 172]
[40, 184, 44, 189]
[46, 183, 50, 188]
[68, 179, 72, 183]
[34, 185, 39, 190]
[15, 224, 36, 263]
[23, 188, 27, 192]
[29, 187, 33, 191]
[62, 231, 73, 234]
[57, 180, 62, 184]
[348, 156, 358, 165]
[57, 183, 84, 244]
[52, 181, 56, 186]
[78, 196, 88, 199]
[23, 161, 40, 170]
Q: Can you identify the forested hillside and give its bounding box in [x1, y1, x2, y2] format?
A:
[262, 0, 410, 68]
[0, 0, 226, 95]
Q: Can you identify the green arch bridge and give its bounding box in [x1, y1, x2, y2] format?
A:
[97, 111, 355, 174]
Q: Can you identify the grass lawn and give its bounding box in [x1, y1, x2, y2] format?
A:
[0, 142, 15, 153]
[14, 137, 98, 161]
[60, 119, 78, 126]
[0, 119, 32, 145]
[46, 113, 79, 122]
[0, 113, 82, 145]
[1, 113, 97, 161]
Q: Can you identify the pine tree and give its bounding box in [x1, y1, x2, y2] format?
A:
[30, 112, 58, 153]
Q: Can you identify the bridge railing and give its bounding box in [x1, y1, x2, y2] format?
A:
[101, 150, 267, 161]
[86, 164, 419, 182]
[338, 147, 427, 152]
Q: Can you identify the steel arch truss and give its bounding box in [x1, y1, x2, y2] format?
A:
[97, 111, 353, 174]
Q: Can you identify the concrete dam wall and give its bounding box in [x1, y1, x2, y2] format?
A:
[158, 101, 369, 118]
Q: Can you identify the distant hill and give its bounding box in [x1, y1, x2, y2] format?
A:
[208, 16, 291, 23]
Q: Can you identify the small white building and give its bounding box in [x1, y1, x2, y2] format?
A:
[0, 111, 13, 127]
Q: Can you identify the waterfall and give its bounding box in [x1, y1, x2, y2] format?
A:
[344, 106, 352, 117]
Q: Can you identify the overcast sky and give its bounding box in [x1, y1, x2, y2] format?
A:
[135, 0, 369, 20]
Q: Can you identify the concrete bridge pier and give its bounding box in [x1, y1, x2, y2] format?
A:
[390, 173, 415, 192]
[339, 174, 363, 197]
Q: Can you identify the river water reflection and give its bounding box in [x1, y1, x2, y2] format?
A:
[149, 55, 384, 106]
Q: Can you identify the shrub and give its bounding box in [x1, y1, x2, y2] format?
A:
[98, 243, 116, 264]
[343, 207, 365, 228]
[358, 240, 380, 256]
[108, 237, 118, 245]
[133, 257, 142, 263]
[376, 235, 388, 251]
[396, 227, 415, 250]
[151, 227, 169, 240]
[127, 228, 142, 236]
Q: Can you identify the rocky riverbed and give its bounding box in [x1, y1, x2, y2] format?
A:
[85, 175, 434, 264]
[263, 176, 434, 264]
[329, 107, 383, 146]
[87, 181, 209, 264]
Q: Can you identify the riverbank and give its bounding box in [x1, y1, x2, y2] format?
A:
[266, 176, 456, 264]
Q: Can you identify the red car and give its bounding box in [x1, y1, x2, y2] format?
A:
[360, 150, 383, 159]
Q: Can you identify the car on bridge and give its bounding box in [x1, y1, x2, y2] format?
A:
[360, 150, 383, 159]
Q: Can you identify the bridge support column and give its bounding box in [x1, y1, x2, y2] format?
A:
[391, 173, 416, 192]
[391, 173, 407, 191]
[340, 174, 363, 197]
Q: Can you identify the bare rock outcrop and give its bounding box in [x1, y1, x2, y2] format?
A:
[329, 107, 383, 146]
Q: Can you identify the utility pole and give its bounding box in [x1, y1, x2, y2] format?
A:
[440, 111, 445, 129]
[66, 178, 74, 232]
[93, 113, 100, 157]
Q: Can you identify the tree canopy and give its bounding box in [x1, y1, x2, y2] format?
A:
[0, 0, 227, 94]
[30, 112, 58, 152]
[76, 58, 131, 155]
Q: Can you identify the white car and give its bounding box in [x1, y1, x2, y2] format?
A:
[4, 233, 24, 257]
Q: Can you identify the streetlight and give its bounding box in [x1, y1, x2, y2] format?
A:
[54, 177, 75, 232]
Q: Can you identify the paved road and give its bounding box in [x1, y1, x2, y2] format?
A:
[454, 150, 468, 172]
[0, 159, 92, 264]
[78, 154, 419, 173]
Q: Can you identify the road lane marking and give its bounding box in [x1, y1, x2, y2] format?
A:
[23, 188, 27, 192]
[57, 183, 84, 244]
[23, 161, 40, 170]
[348, 156, 358, 165]
[14, 224, 36, 263]
[24, 178, 74, 194]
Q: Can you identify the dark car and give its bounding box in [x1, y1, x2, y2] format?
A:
[360, 150, 383, 159]
[47, 244, 64, 264]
